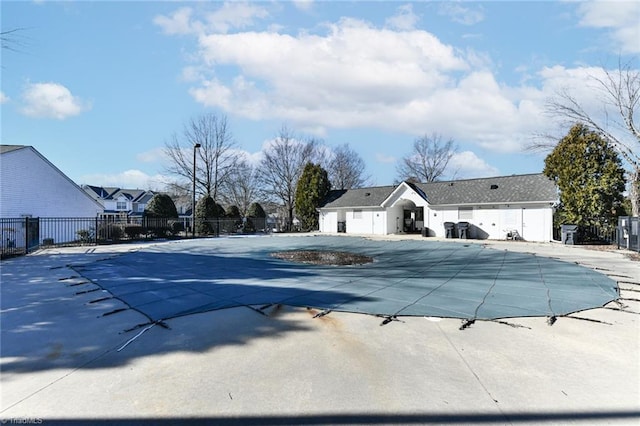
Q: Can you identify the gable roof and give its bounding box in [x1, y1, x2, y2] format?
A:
[1, 145, 104, 212]
[415, 173, 557, 205]
[320, 173, 557, 209]
[0, 145, 27, 154]
[83, 185, 151, 202]
[321, 185, 396, 208]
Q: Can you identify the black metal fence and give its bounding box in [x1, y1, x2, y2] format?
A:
[552, 217, 639, 252]
[618, 216, 639, 252]
[1, 216, 269, 258]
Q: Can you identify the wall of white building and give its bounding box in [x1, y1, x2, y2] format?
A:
[319, 210, 338, 233]
[1, 147, 102, 218]
[426, 204, 553, 242]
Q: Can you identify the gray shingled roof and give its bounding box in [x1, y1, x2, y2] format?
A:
[321, 185, 396, 208]
[320, 174, 557, 208]
[0, 145, 27, 154]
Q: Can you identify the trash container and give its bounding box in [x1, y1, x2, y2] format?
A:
[561, 224, 578, 245]
[422, 227, 429, 237]
[444, 222, 456, 238]
[457, 222, 469, 239]
[337, 221, 346, 233]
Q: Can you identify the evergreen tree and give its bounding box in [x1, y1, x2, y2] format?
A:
[246, 202, 266, 218]
[144, 193, 178, 218]
[294, 163, 331, 231]
[226, 205, 241, 218]
[544, 124, 626, 226]
[195, 195, 216, 235]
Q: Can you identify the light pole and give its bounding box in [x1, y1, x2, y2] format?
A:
[192, 143, 201, 238]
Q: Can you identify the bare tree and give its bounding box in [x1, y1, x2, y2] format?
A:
[257, 125, 320, 231]
[1, 28, 28, 52]
[164, 113, 239, 202]
[327, 143, 369, 190]
[220, 159, 262, 216]
[536, 60, 639, 216]
[396, 133, 457, 182]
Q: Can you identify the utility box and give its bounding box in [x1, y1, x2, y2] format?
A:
[561, 224, 578, 245]
[444, 222, 456, 239]
[457, 222, 470, 239]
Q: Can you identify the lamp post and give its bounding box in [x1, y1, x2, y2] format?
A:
[192, 143, 201, 238]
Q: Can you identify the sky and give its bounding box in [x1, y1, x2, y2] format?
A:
[1, 0, 639, 190]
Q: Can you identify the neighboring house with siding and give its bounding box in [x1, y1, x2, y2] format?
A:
[82, 185, 154, 218]
[318, 173, 558, 242]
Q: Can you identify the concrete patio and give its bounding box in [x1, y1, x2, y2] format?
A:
[1, 235, 639, 425]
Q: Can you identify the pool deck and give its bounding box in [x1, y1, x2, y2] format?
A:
[1, 234, 639, 425]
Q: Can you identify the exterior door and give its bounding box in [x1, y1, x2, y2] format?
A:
[522, 208, 546, 242]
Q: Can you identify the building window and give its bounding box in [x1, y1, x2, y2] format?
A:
[353, 209, 363, 219]
[458, 207, 473, 220]
[116, 201, 127, 210]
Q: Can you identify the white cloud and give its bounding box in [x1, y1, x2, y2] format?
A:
[577, 1, 640, 53]
[154, 2, 269, 35]
[376, 153, 396, 164]
[189, 17, 469, 133]
[292, 0, 314, 12]
[20, 82, 90, 119]
[385, 4, 419, 31]
[136, 148, 167, 163]
[79, 169, 170, 190]
[438, 3, 485, 26]
[0, 91, 9, 104]
[159, 6, 632, 155]
[153, 7, 197, 35]
[449, 151, 499, 179]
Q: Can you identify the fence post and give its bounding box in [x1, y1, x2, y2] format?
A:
[95, 216, 99, 245]
[24, 217, 30, 254]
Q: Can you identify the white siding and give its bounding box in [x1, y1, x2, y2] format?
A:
[387, 205, 403, 234]
[426, 204, 552, 241]
[0, 147, 102, 218]
[319, 210, 337, 233]
[319, 183, 554, 242]
[346, 209, 378, 234]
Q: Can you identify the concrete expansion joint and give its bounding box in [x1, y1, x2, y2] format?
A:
[437, 323, 506, 417]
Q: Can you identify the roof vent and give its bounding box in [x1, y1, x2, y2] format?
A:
[490, 184, 499, 190]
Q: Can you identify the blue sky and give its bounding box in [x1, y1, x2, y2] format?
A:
[1, 1, 639, 189]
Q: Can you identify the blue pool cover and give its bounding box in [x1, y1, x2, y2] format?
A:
[75, 236, 619, 322]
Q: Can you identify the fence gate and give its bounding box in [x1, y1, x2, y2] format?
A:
[26, 217, 40, 253]
[618, 216, 640, 252]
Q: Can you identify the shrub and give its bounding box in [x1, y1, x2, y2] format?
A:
[97, 223, 123, 242]
[76, 229, 94, 243]
[195, 195, 216, 235]
[168, 220, 184, 235]
[247, 202, 266, 218]
[243, 217, 256, 233]
[145, 194, 178, 218]
[226, 205, 241, 218]
[125, 226, 143, 239]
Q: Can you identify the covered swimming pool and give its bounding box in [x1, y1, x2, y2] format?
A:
[75, 236, 619, 322]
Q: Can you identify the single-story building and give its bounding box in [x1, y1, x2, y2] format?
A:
[1, 145, 103, 218]
[318, 173, 558, 242]
[1, 145, 104, 249]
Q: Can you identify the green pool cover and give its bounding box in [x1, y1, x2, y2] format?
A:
[76, 236, 619, 322]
